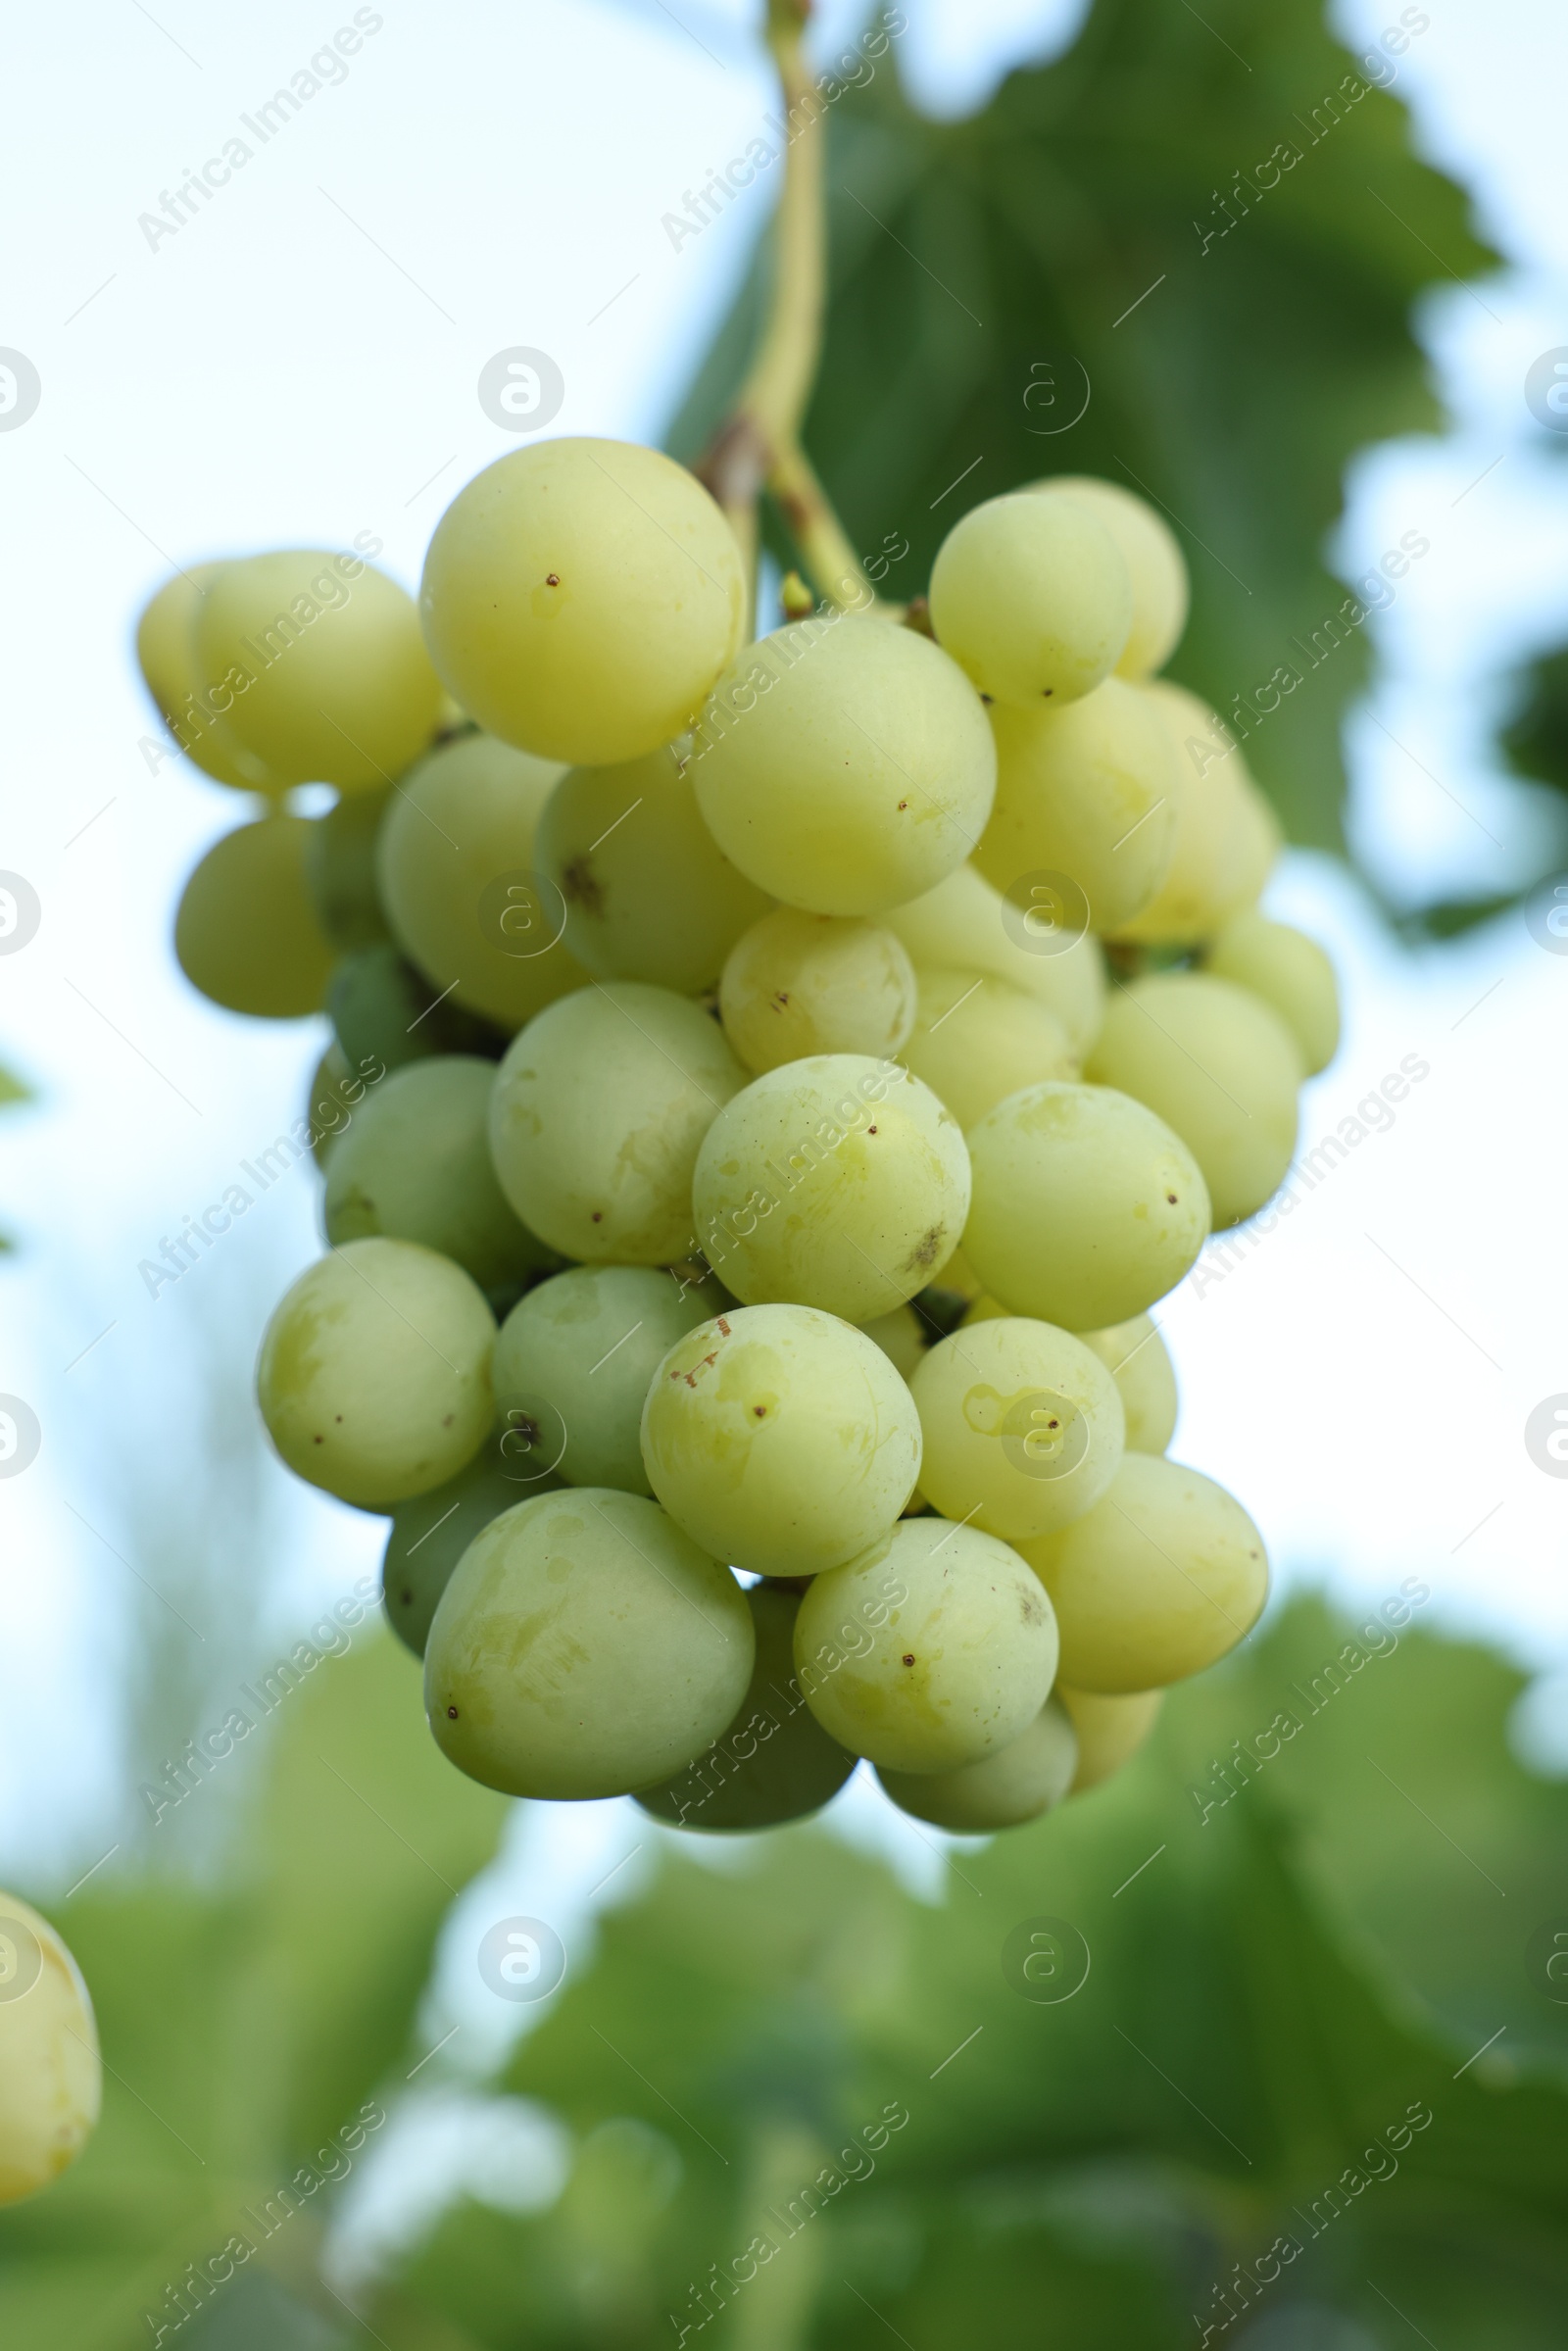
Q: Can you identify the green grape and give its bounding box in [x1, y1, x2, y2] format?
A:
[1109, 683, 1279, 947]
[878, 1697, 1077, 1830]
[1037, 478, 1190, 679]
[1204, 909, 1340, 1075]
[719, 908, 916, 1075]
[382, 1442, 554, 1659]
[794, 1516, 1058, 1774]
[304, 788, 393, 952]
[174, 815, 334, 1018]
[882, 861, 1105, 1058]
[0, 1892, 100, 2208]
[135, 563, 279, 792]
[424, 1487, 755, 1799]
[1077, 1314, 1178, 1453]
[1057, 1684, 1163, 1793]
[194, 549, 441, 791]
[640, 1302, 921, 1578]
[1087, 972, 1301, 1227]
[305, 1039, 388, 1170]
[419, 438, 746, 764]
[324, 1056, 553, 1292]
[976, 678, 1177, 934]
[963, 1081, 1209, 1330]
[257, 1237, 494, 1504]
[633, 1584, 856, 1830]
[858, 1302, 927, 1381]
[928, 491, 1132, 708]
[327, 943, 505, 1077]
[693, 1055, 970, 1321]
[376, 731, 588, 1030]
[902, 965, 1076, 1132]
[536, 741, 773, 994]
[908, 1315, 1124, 1542]
[691, 612, 995, 915]
[494, 1265, 718, 1494]
[491, 982, 746, 1264]
[1017, 1453, 1268, 1692]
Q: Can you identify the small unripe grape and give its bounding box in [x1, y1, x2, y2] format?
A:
[929, 491, 1132, 708]
[1057, 1684, 1163, 1792]
[902, 965, 1076, 1131]
[382, 1444, 551, 1658]
[327, 944, 505, 1079]
[909, 1315, 1124, 1542]
[878, 1698, 1077, 1830]
[1204, 909, 1340, 1074]
[883, 861, 1105, 1059]
[1036, 478, 1190, 678]
[0, 1894, 100, 2207]
[135, 563, 279, 792]
[174, 815, 334, 1018]
[719, 908, 916, 1075]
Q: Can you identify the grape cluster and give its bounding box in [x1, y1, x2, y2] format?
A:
[140, 441, 1339, 1836]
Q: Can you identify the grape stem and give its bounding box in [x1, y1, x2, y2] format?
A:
[694, 0, 874, 625]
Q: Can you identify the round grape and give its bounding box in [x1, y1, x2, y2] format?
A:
[878, 1697, 1077, 1830]
[928, 490, 1132, 707]
[719, 908, 916, 1075]
[909, 1314, 1124, 1542]
[174, 815, 334, 1018]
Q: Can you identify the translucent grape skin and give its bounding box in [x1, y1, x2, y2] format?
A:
[174, 815, 335, 1019]
[963, 1081, 1210, 1331]
[640, 1302, 922, 1579]
[194, 549, 442, 792]
[719, 908, 916, 1075]
[902, 965, 1076, 1132]
[304, 788, 393, 953]
[691, 612, 996, 916]
[692, 1055, 971, 1322]
[882, 862, 1105, 1059]
[0, 1892, 100, 2207]
[794, 1517, 1059, 1775]
[323, 1056, 554, 1295]
[1057, 1684, 1163, 1793]
[135, 563, 278, 792]
[878, 1697, 1078, 1830]
[1035, 478, 1190, 679]
[257, 1237, 495, 1505]
[419, 438, 746, 764]
[424, 1488, 755, 1800]
[1204, 909, 1341, 1076]
[634, 1584, 856, 1831]
[977, 677, 1177, 935]
[1017, 1453, 1268, 1692]
[494, 1266, 719, 1495]
[490, 983, 747, 1265]
[908, 1315, 1125, 1542]
[1087, 971, 1302, 1228]
[376, 732, 588, 1032]
[382, 1442, 558, 1658]
[1109, 682, 1279, 948]
[536, 742, 773, 995]
[969, 1300, 1178, 1454]
[928, 491, 1133, 708]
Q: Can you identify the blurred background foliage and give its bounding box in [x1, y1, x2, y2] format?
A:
[5, 0, 1567, 2345]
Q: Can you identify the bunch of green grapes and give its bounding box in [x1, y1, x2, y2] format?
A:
[135, 439, 1338, 1840]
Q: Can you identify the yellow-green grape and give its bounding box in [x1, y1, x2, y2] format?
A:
[719, 908, 916, 1075]
[878, 1697, 1077, 1830]
[424, 1488, 755, 1799]
[634, 1583, 856, 1831]
[858, 1302, 927, 1381]
[194, 549, 442, 792]
[1087, 972, 1301, 1227]
[327, 943, 498, 1079]
[976, 679, 1177, 936]
[794, 1517, 1058, 1774]
[536, 742, 773, 994]
[928, 491, 1132, 708]
[491, 983, 746, 1264]
[1058, 1684, 1163, 1793]
[882, 861, 1105, 1058]
[376, 732, 588, 1031]
[1037, 478, 1190, 678]
[257, 1237, 494, 1504]
[174, 814, 334, 1018]
[323, 1056, 552, 1293]
[304, 788, 392, 952]
[641, 1303, 921, 1577]
[494, 1266, 717, 1494]
[420, 438, 746, 764]
[1077, 1314, 1177, 1453]
[382, 1444, 554, 1658]
[1018, 1453, 1268, 1692]
[1109, 683, 1280, 947]
[902, 965, 1076, 1132]
[909, 1315, 1124, 1542]
[691, 613, 995, 915]
[1205, 909, 1340, 1075]
[135, 563, 279, 792]
[963, 1082, 1209, 1330]
[0, 1894, 100, 2207]
[692, 1056, 970, 1321]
